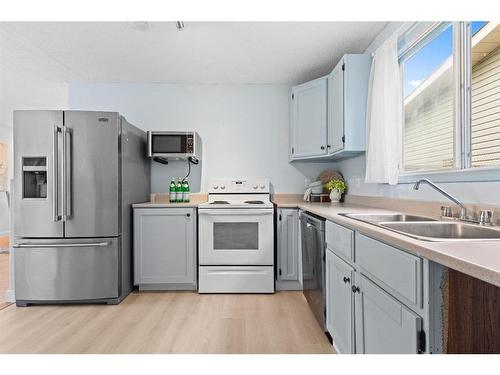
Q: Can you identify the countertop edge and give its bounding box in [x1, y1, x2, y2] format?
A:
[275, 200, 500, 288]
[132, 203, 201, 208]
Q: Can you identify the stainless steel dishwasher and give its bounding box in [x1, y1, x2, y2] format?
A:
[300, 211, 326, 331]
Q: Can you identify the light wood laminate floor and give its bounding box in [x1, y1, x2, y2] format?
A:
[0, 291, 335, 354]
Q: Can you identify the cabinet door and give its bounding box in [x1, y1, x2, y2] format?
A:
[354, 274, 423, 354]
[326, 249, 354, 353]
[327, 61, 344, 154]
[277, 209, 299, 281]
[290, 77, 328, 158]
[134, 208, 196, 285]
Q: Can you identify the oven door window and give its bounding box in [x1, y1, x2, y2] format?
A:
[213, 222, 259, 250]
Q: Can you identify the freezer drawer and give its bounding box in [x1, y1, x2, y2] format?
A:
[14, 237, 120, 302]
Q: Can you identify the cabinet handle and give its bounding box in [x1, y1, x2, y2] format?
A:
[186, 213, 191, 217]
[327, 145, 331, 148]
[343, 276, 350, 284]
[351, 285, 360, 294]
[320, 146, 325, 150]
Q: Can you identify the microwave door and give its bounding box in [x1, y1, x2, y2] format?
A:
[13, 110, 64, 238]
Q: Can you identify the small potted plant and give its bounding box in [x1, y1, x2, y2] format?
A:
[326, 179, 346, 203]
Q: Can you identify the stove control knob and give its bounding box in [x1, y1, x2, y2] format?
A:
[253, 185, 258, 189]
[213, 185, 218, 189]
[220, 185, 226, 190]
[260, 184, 265, 189]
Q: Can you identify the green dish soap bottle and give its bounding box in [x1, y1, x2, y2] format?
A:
[182, 178, 190, 203]
[176, 178, 183, 203]
[169, 177, 176, 203]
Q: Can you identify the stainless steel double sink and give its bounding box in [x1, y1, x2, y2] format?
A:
[340, 213, 500, 242]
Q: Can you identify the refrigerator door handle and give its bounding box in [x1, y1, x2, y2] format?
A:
[53, 125, 61, 222]
[14, 241, 111, 248]
[62, 126, 72, 221]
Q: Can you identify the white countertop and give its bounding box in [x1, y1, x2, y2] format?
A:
[132, 193, 208, 208]
[274, 198, 500, 288]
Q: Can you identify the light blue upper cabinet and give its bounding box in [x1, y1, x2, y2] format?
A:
[289, 54, 372, 161]
[328, 54, 373, 158]
[289, 76, 328, 159]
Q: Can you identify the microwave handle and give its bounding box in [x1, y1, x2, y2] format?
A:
[147, 131, 153, 157]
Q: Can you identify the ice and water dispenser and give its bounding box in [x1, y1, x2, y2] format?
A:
[22, 157, 47, 199]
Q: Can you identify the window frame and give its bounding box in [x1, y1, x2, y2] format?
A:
[397, 21, 500, 183]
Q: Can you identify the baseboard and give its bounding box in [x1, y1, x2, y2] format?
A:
[4, 288, 15, 303]
[138, 283, 197, 291]
[276, 280, 303, 291]
[329, 332, 343, 354]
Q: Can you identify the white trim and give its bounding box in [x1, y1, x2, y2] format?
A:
[398, 166, 500, 184]
[4, 288, 14, 303]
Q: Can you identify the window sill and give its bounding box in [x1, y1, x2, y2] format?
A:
[398, 166, 500, 184]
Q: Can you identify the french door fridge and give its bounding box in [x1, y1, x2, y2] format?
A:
[12, 110, 147, 306]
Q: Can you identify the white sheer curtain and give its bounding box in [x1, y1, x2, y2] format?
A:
[365, 33, 403, 185]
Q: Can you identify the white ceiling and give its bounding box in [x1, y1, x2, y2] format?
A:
[4, 22, 388, 84]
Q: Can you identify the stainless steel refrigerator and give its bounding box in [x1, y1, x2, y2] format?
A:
[12, 110, 150, 306]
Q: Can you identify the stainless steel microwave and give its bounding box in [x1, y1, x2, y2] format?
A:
[147, 131, 202, 162]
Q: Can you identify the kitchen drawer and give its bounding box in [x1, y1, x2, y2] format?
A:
[326, 220, 354, 262]
[356, 233, 422, 308]
[198, 266, 274, 293]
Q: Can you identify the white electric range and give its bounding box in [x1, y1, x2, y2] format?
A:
[198, 178, 274, 293]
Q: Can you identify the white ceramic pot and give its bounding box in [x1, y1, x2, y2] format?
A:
[329, 189, 342, 203]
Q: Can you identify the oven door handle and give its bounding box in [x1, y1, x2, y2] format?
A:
[198, 209, 273, 215]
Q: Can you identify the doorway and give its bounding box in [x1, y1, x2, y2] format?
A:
[0, 141, 10, 309]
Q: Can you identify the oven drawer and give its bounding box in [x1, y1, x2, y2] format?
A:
[198, 266, 274, 293]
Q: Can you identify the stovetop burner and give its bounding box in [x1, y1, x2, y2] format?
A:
[210, 200, 230, 205]
[244, 200, 264, 204]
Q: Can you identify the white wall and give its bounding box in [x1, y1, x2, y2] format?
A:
[0, 25, 69, 236]
[68, 83, 334, 193]
[336, 22, 500, 206]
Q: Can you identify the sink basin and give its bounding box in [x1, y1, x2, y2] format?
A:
[380, 222, 500, 241]
[340, 213, 437, 223]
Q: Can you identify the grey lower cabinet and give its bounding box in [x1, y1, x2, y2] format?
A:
[326, 249, 355, 353]
[276, 208, 301, 290]
[354, 274, 423, 354]
[325, 220, 435, 354]
[133, 207, 197, 290]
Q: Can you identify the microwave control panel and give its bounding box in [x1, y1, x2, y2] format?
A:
[186, 134, 194, 153]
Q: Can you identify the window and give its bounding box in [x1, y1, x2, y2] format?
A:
[470, 22, 500, 167]
[399, 22, 500, 177]
[402, 23, 454, 171]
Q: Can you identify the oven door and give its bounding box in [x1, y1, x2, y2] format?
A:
[198, 208, 273, 265]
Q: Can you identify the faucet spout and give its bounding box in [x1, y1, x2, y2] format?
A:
[413, 179, 467, 219]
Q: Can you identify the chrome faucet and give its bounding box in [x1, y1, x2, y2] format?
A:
[413, 179, 468, 220]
